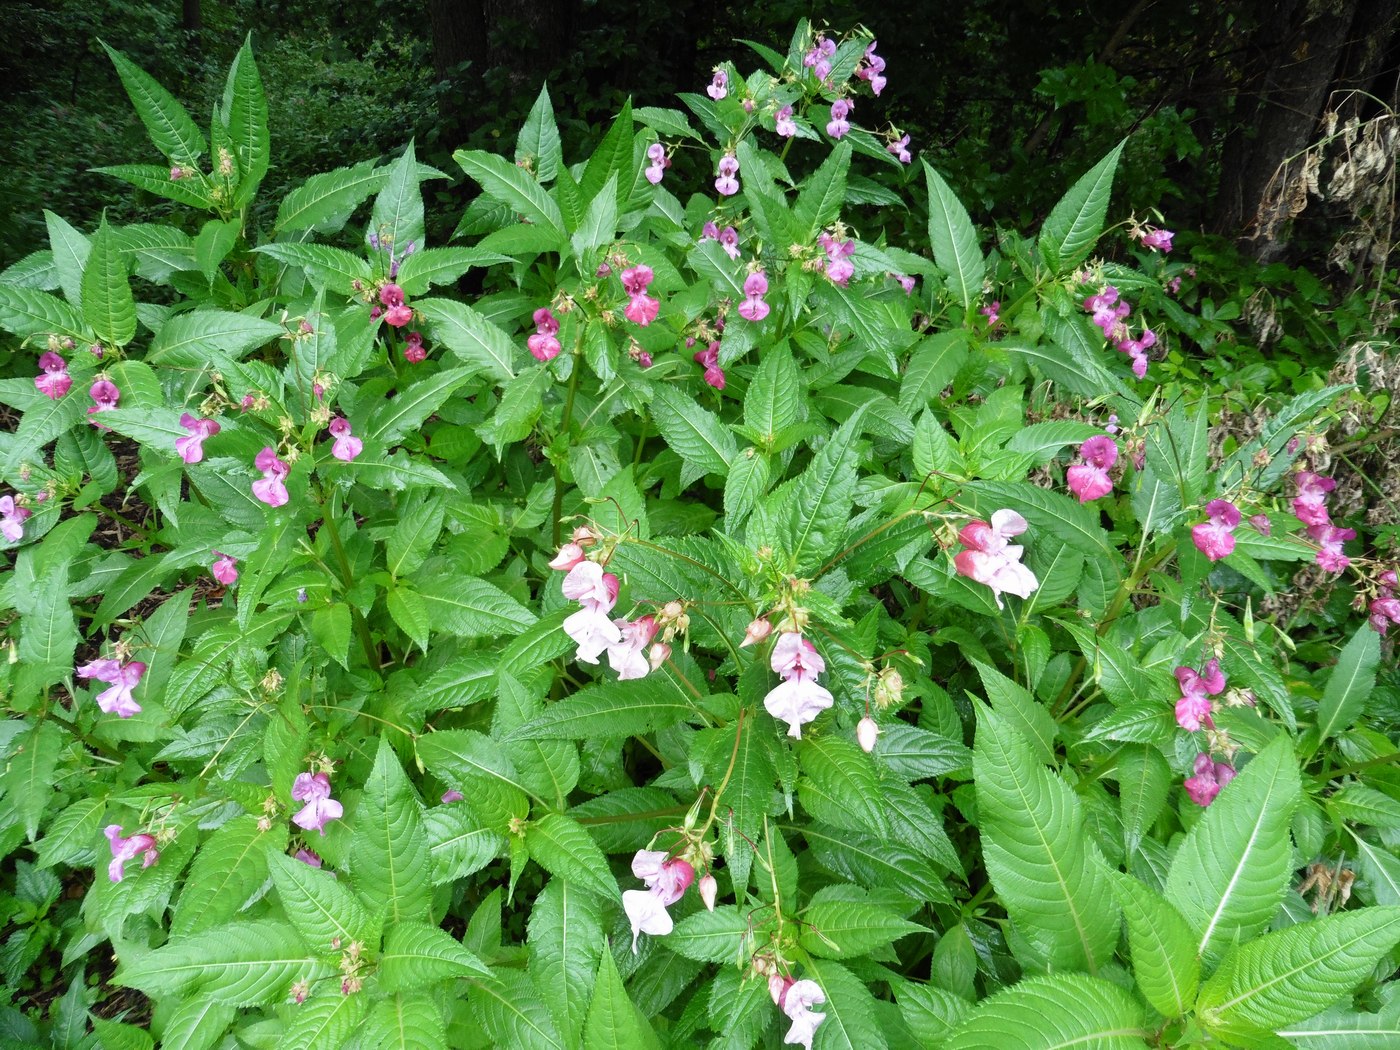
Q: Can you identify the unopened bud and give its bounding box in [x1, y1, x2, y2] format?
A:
[857, 717, 880, 753]
[699, 873, 717, 911]
[571, 525, 598, 547]
[740, 617, 772, 647]
[874, 669, 904, 709]
[648, 641, 671, 670]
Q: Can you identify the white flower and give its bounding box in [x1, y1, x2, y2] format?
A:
[563, 607, 622, 663]
[782, 979, 827, 1049]
[623, 889, 673, 953]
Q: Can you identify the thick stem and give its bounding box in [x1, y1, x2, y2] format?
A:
[551, 348, 584, 548]
[319, 492, 381, 671]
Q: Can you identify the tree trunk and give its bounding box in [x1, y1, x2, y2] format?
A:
[181, 0, 201, 33]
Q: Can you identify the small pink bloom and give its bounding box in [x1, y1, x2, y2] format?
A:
[252, 447, 291, 508]
[1292, 472, 1335, 526]
[549, 543, 586, 571]
[1140, 228, 1175, 253]
[738, 270, 770, 322]
[562, 560, 619, 612]
[211, 551, 238, 585]
[104, 824, 158, 882]
[1066, 463, 1112, 503]
[176, 413, 221, 464]
[1249, 514, 1272, 536]
[648, 641, 670, 670]
[706, 69, 728, 101]
[980, 300, 1000, 325]
[328, 417, 363, 462]
[621, 265, 654, 296]
[631, 849, 695, 905]
[35, 352, 72, 399]
[1191, 500, 1240, 561]
[378, 283, 405, 307]
[528, 332, 561, 362]
[1184, 753, 1235, 807]
[87, 379, 119, 426]
[703, 365, 726, 389]
[898, 274, 917, 295]
[441, 790, 465, 804]
[291, 771, 343, 835]
[887, 133, 911, 164]
[774, 105, 797, 138]
[826, 98, 852, 139]
[564, 607, 623, 664]
[714, 154, 740, 197]
[781, 979, 827, 1050]
[294, 848, 322, 868]
[765, 634, 834, 738]
[403, 330, 427, 363]
[740, 617, 772, 647]
[698, 873, 717, 911]
[719, 226, 741, 260]
[607, 616, 658, 680]
[1309, 522, 1354, 573]
[383, 303, 413, 327]
[1, 495, 32, 542]
[624, 293, 660, 327]
[78, 657, 146, 718]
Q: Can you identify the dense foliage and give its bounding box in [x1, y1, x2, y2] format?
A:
[2, 19, 1400, 1050]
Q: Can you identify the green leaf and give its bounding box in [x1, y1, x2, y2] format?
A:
[44, 210, 90, 309]
[723, 451, 771, 525]
[276, 991, 367, 1050]
[801, 957, 889, 1050]
[1316, 624, 1382, 742]
[786, 408, 865, 574]
[362, 992, 448, 1050]
[923, 162, 984, 309]
[268, 849, 373, 953]
[516, 84, 564, 183]
[395, 248, 513, 296]
[0, 285, 88, 341]
[525, 814, 618, 903]
[350, 736, 432, 925]
[102, 42, 206, 166]
[900, 331, 970, 413]
[974, 703, 1120, 971]
[425, 803, 505, 884]
[379, 921, 491, 991]
[801, 823, 951, 905]
[1165, 735, 1301, 963]
[1037, 139, 1125, 274]
[155, 999, 236, 1050]
[582, 950, 659, 1050]
[945, 973, 1149, 1050]
[171, 817, 285, 937]
[579, 99, 634, 207]
[799, 887, 926, 959]
[744, 343, 804, 440]
[512, 676, 697, 741]
[1277, 998, 1400, 1048]
[275, 159, 386, 233]
[794, 140, 851, 237]
[797, 736, 888, 837]
[666, 906, 749, 963]
[82, 216, 136, 348]
[414, 298, 518, 382]
[572, 174, 619, 258]
[388, 587, 431, 651]
[470, 971, 564, 1050]
[364, 366, 476, 445]
[454, 149, 567, 244]
[146, 309, 283, 365]
[371, 141, 426, 253]
[35, 797, 106, 869]
[415, 576, 534, 639]
[193, 217, 239, 285]
[3, 722, 62, 840]
[94, 164, 216, 210]
[528, 876, 603, 1047]
[1112, 873, 1200, 1018]
[113, 920, 333, 1006]
[970, 658, 1057, 767]
[417, 730, 531, 826]
[225, 37, 269, 201]
[1196, 907, 1400, 1041]
[254, 242, 372, 295]
[648, 385, 736, 477]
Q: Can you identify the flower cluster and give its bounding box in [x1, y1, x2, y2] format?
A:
[770, 977, 827, 1050]
[953, 510, 1040, 609]
[1183, 752, 1236, 806]
[77, 655, 147, 718]
[328, 417, 363, 462]
[693, 341, 725, 389]
[551, 537, 666, 679]
[527, 307, 562, 361]
[291, 771, 344, 835]
[1, 495, 31, 542]
[176, 413, 220, 464]
[1191, 499, 1240, 562]
[803, 34, 837, 82]
[621, 265, 660, 327]
[702, 221, 741, 260]
[738, 271, 770, 322]
[35, 352, 72, 399]
[826, 98, 852, 139]
[1293, 471, 1353, 573]
[105, 824, 159, 882]
[1082, 285, 1155, 379]
[644, 143, 668, 185]
[857, 41, 886, 95]
[622, 848, 696, 952]
[818, 230, 856, 286]
[1174, 658, 1224, 732]
[374, 282, 413, 328]
[1066, 435, 1118, 503]
[715, 153, 740, 197]
[764, 632, 834, 738]
[252, 447, 291, 508]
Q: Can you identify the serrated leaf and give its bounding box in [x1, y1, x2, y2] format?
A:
[379, 921, 491, 991]
[82, 216, 136, 348]
[364, 366, 476, 445]
[102, 43, 206, 166]
[350, 737, 431, 925]
[1038, 139, 1125, 274]
[470, 971, 565, 1050]
[1277, 999, 1400, 1048]
[253, 243, 371, 295]
[946, 973, 1149, 1050]
[974, 704, 1119, 971]
[666, 906, 749, 963]
[1316, 624, 1382, 742]
[156, 999, 236, 1050]
[799, 890, 926, 959]
[3, 722, 62, 840]
[371, 141, 425, 253]
[362, 991, 448, 1050]
[801, 957, 888, 1050]
[648, 384, 736, 477]
[900, 331, 970, 413]
[1112, 873, 1200, 1018]
[276, 159, 386, 233]
[512, 676, 697, 741]
[395, 247, 513, 296]
[146, 309, 284, 365]
[277, 990, 367, 1050]
[923, 162, 984, 309]
[225, 38, 268, 202]
[525, 814, 618, 903]
[417, 730, 531, 827]
[572, 174, 619, 258]
[787, 408, 865, 574]
[0, 285, 88, 340]
[35, 797, 106, 869]
[268, 850, 373, 953]
[744, 344, 803, 440]
[1165, 735, 1301, 962]
[801, 823, 951, 905]
[94, 164, 216, 210]
[517, 84, 564, 182]
[793, 141, 851, 237]
[415, 576, 534, 638]
[414, 298, 517, 382]
[529, 876, 602, 1048]
[45, 210, 90, 309]
[171, 817, 285, 937]
[798, 736, 888, 837]
[454, 149, 567, 243]
[1197, 908, 1400, 1041]
[582, 949, 658, 1050]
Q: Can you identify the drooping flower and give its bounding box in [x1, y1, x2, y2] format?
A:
[211, 551, 238, 585]
[1183, 752, 1236, 806]
[562, 561, 620, 612]
[608, 616, 658, 680]
[774, 105, 797, 138]
[1292, 471, 1336, 526]
[1309, 522, 1355, 573]
[623, 888, 673, 953]
[698, 873, 717, 910]
[780, 979, 828, 1050]
[291, 771, 344, 835]
[707, 69, 728, 100]
[953, 509, 1040, 609]
[175, 413, 221, 464]
[77, 656, 147, 718]
[1, 495, 32, 542]
[403, 330, 427, 363]
[1249, 514, 1272, 536]
[1174, 659, 1225, 732]
[887, 133, 911, 164]
[549, 543, 586, 571]
[714, 154, 740, 197]
[826, 98, 852, 139]
[764, 633, 835, 738]
[1083, 286, 1131, 343]
[104, 824, 158, 882]
[252, 447, 291, 508]
[818, 232, 857, 286]
[738, 271, 770, 322]
[1140, 227, 1175, 253]
[528, 307, 563, 361]
[897, 274, 917, 295]
[804, 35, 837, 82]
[328, 417, 363, 462]
[441, 790, 465, 804]
[620, 265, 660, 326]
[88, 378, 120, 426]
[693, 341, 726, 390]
[565, 607, 624, 664]
[378, 283, 404, 307]
[1191, 499, 1240, 562]
[35, 352, 72, 400]
[644, 143, 667, 185]
[1369, 596, 1400, 636]
[384, 303, 413, 327]
[718, 226, 741, 260]
[741, 617, 773, 647]
[1066, 435, 1119, 503]
[857, 40, 887, 95]
[631, 849, 695, 905]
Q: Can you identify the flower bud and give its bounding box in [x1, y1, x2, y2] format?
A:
[699, 873, 717, 911]
[740, 617, 773, 647]
[649, 642, 671, 670]
[857, 716, 880, 753]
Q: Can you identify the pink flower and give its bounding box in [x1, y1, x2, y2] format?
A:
[887, 133, 911, 164]
[1140, 228, 1175, 253]
[211, 551, 238, 585]
[858, 41, 887, 95]
[294, 848, 323, 867]
[826, 99, 852, 139]
[562, 560, 619, 612]
[621, 266, 654, 296]
[623, 889, 673, 953]
[707, 69, 728, 101]
[715, 154, 740, 197]
[741, 617, 772, 647]
[738, 270, 770, 322]
[719, 226, 741, 260]
[549, 543, 586, 571]
[384, 303, 413, 327]
[1250, 514, 1272, 536]
[252, 447, 291, 508]
[608, 616, 658, 680]
[328, 417, 363, 462]
[87, 378, 119, 426]
[564, 607, 623, 664]
[378, 283, 405, 307]
[1309, 522, 1354, 573]
[175, 413, 221, 464]
[441, 790, 465, 804]
[1066, 435, 1118, 502]
[624, 293, 659, 327]
[528, 307, 563, 360]
[403, 330, 427, 363]
[104, 825, 158, 882]
[632, 849, 695, 905]
[953, 509, 1039, 608]
[77, 657, 147, 718]
[645, 143, 667, 184]
[1, 495, 31, 542]
[898, 274, 917, 295]
[1191, 500, 1241, 562]
[703, 366, 726, 389]
[857, 716, 879, 753]
[291, 771, 344, 835]
[764, 633, 834, 738]
[698, 873, 717, 910]
[35, 352, 72, 399]
[1369, 596, 1400, 636]
[774, 105, 797, 138]
[1184, 752, 1236, 807]
[1174, 659, 1225, 732]
[1292, 472, 1335, 526]
[648, 641, 670, 670]
[781, 979, 827, 1050]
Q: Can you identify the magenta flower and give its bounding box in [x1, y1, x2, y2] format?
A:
[694, 341, 726, 389]
[819, 232, 857, 286]
[1292, 471, 1335, 526]
[35, 352, 72, 400]
[1250, 513, 1272, 536]
[898, 274, 917, 295]
[403, 330, 427, 363]
[826, 98, 852, 139]
[719, 226, 741, 260]
[1369, 596, 1400, 636]
[378, 283, 405, 307]
[328, 418, 363, 462]
[774, 105, 797, 138]
[607, 616, 658, 680]
[644, 143, 667, 185]
[384, 303, 412, 327]
[77, 657, 147, 718]
[211, 551, 238, 585]
[980, 300, 1001, 325]
[175, 413, 221, 465]
[764, 633, 834, 738]
[631, 849, 695, 905]
[953, 509, 1040, 609]
[1174, 659, 1225, 731]
[294, 848, 323, 868]
[87, 378, 120, 427]
[858, 41, 888, 96]
[527, 307, 562, 361]
[440, 790, 465, 804]
[714, 154, 740, 197]
[252, 447, 291, 508]
[1191, 499, 1240, 562]
[1, 495, 31, 542]
[291, 771, 344, 835]
[1084, 287, 1131, 342]
[737, 270, 770, 322]
[104, 824, 158, 882]
[1066, 435, 1118, 503]
[1308, 522, 1355, 573]
[1184, 753, 1236, 807]
[1140, 227, 1175, 253]
[706, 69, 728, 100]
[804, 35, 837, 81]
[624, 293, 659, 326]
[780, 979, 828, 1050]
[887, 133, 912, 164]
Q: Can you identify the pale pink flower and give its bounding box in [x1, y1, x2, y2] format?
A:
[698, 873, 717, 911]
[648, 641, 671, 670]
[738, 270, 770, 322]
[549, 543, 586, 571]
[644, 143, 667, 184]
[35, 352, 71, 400]
[719, 226, 741, 260]
[77, 657, 146, 718]
[631, 849, 695, 905]
[1309, 522, 1354, 573]
[328, 417, 363, 462]
[774, 105, 797, 138]
[607, 616, 658, 680]
[826, 99, 852, 140]
[781, 979, 827, 1050]
[252, 447, 291, 508]
[1292, 472, 1335, 526]
[740, 617, 772, 647]
[954, 510, 1039, 608]
[624, 293, 660, 326]
[1, 496, 31, 542]
[1369, 597, 1400, 636]
[291, 771, 344, 835]
[563, 607, 623, 663]
[383, 304, 413, 327]
[176, 413, 221, 464]
[706, 69, 728, 101]
[104, 824, 158, 882]
[294, 848, 323, 867]
[561, 561, 619, 612]
[623, 888, 673, 953]
[887, 133, 911, 164]
[403, 330, 428, 363]
[715, 154, 740, 197]
[88, 378, 120, 426]
[211, 551, 238, 585]
[765, 633, 834, 738]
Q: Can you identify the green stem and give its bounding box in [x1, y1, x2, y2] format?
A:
[318, 491, 381, 671]
[551, 347, 585, 548]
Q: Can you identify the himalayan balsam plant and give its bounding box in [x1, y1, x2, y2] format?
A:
[0, 21, 1398, 1050]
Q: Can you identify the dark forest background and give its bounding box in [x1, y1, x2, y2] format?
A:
[0, 0, 1396, 285]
